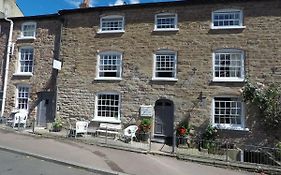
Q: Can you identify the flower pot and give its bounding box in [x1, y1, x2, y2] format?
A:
[52, 127, 62, 132]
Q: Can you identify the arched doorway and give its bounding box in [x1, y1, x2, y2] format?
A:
[154, 99, 174, 140]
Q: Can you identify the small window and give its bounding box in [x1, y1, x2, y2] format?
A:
[213, 97, 244, 130]
[96, 51, 122, 80]
[212, 9, 244, 29]
[155, 13, 178, 31]
[94, 93, 120, 122]
[17, 47, 34, 75]
[153, 50, 177, 81]
[100, 15, 124, 33]
[16, 86, 30, 110]
[21, 22, 36, 38]
[213, 49, 244, 82]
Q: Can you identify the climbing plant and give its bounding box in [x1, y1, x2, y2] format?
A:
[242, 81, 281, 130]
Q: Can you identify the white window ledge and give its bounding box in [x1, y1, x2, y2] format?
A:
[94, 77, 122, 81]
[17, 36, 36, 40]
[213, 124, 249, 131]
[153, 28, 179, 32]
[92, 118, 121, 124]
[152, 78, 178, 82]
[97, 30, 125, 34]
[212, 78, 244, 83]
[13, 72, 33, 77]
[211, 26, 246, 30]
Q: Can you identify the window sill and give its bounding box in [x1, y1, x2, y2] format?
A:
[13, 73, 33, 77]
[97, 30, 125, 34]
[213, 124, 249, 131]
[211, 26, 246, 30]
[152, 78, 178, 82]
[94, 77, 122, 81]
[17, 37, 36, 41]
[153, 28, 179, 32]
[212, 78, 245, 83]
[92, 118, 121, 124]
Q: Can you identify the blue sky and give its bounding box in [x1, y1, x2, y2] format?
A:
[17, 0, 179, 16]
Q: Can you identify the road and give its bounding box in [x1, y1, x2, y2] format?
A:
[0, 129, 254, 175]
[0, 149, 100, 175]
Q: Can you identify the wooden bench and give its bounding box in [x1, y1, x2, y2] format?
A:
[96, 123, 122, 138]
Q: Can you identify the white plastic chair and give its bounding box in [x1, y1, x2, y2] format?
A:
[69, 121, 88, 138]
[123, 125, 138, 143]
[7, 109, 28, 128]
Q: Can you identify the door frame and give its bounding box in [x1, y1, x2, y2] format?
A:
[153, 98, 175, 139]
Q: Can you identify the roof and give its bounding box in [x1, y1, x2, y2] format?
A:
[58, 0, 268, 15]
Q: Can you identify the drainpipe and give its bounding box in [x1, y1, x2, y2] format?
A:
[1, 17, 14, 117]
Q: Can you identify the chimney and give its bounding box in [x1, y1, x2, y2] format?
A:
[79, 0, 90, 8]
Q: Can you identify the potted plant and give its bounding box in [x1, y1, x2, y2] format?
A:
[137, 118, 152, 142]
[176, 124, 189, 146]
[52, 116, 63, 132]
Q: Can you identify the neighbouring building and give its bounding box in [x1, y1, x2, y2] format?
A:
[0, 14, 61, 126]
[0, 0, 280, 145]
[0, 0, 23, 18]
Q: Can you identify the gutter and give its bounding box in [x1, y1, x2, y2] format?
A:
[1, 17, 14, 117]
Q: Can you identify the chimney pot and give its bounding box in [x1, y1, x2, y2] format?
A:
[79, 0, 90, 8]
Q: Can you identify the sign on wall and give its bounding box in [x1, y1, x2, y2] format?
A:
[140, 105, 153, 117]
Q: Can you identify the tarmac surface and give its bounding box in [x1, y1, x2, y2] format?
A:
[0, 149, 101, 175]
[0, 129, 254, 175]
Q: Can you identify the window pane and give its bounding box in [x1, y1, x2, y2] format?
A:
[155, 53, 176, 78]
[101, 17, 123, 31]
[156, 14, 177, 29]
[19, 48, 34, 73]
[22, 23, 36, 37]
[213, 11, 242, 27]
[214, 97, 242, 126]
[17, 86, 29, 110]
[99, 53, 121, 78]
[214, 51, 243, 79]
[97, 94, 120, 119]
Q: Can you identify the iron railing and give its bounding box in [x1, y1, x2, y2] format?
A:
[176, 137, 281, 169]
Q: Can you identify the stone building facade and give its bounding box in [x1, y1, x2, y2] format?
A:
[0, 0, 280, 145]
[0, 15, 60, 126]
[57, 0, 281, 144]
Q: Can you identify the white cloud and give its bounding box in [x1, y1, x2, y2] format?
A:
[114, 0, 124, 6]
[89, 0, 96, 7]
[129, 0, 140, 4]
[64, 0, 81, 8]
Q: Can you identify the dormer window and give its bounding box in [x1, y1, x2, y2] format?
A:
[99, 15, 125, 33]
[21, 22, 36, 39]
[212, 9, 245, 29]
[154, 13, 178, 31]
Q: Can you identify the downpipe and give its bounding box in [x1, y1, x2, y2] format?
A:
[1, 17, 14, 117]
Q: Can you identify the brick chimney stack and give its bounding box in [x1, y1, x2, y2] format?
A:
[79, 0, 90, 8]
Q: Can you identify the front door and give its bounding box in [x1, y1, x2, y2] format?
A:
[37, 99, 48, 127]
[37, 92, 55, 127]
[154, 99, 174, 138]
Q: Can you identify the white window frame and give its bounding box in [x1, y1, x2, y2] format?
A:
[14, 46, 34, 76]
[154, 13, 179, 31]
[99, 15, 125, 33]
[93, 92, 121, 123]
[212, 49, 245, 82]
[95, 51, 122, 80]
[152, 50, 178, 81]
[19, 22, 36, 39]
[15, 85, 30, 110]
[211, 9, 245, 29]
[212, 96, 246, 130]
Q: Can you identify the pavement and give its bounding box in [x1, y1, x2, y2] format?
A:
[0, 127, 254, 175]
[0, 149, 102, 175]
